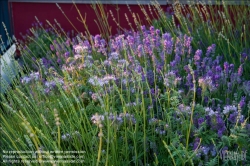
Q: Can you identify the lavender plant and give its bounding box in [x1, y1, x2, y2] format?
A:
[152, 0, 250, 80]
[1, 0, 250, 166]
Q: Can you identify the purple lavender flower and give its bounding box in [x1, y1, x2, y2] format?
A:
[109, 52, 119, 60]
[41, 57, 51, 68]
[137, 44, 144, 57]
[197, 87, 202, 96]
[64, 51, 70, 58]
[223, 105, 237, 115]
[57, 58, 61, 64]
[193, 137, 201, 150]
[178, 104, 191, 114]
[199, 77, 216, 92]
[238, 65, 243, 76]
[156, 29, 160, 35]
[164, 71, 178, 88]
[88, 76, 104, 86]
[44, 88, 50, 94]
[50, 44, 55, 51]
[91, 93, 98, 101]
[201, 146, 210, 155]
[198, 117, 205, 127]
[170, 60, 177, 67]
[146, 70, 155, 86]
[184, 34, 192, 55]
[215, 66, 222, 73]
[205, 44, 216, 56]
[143, 35, 153, 55]
[240, 52, 248, 63]
[45, 81, 56, 88]
[156, 64, 164, 73]
[127, 35, 134, 46]
[205, 115, 211, 127]
[184, 65, 190, 73]
[74, 45, 87, 54]
[239, 96, 246, 108]
[174, 55, 181, 63]
[163, 33, 173, 54]
[163, 33, 171, 40]
[21, 76, 32, 84]
[141, 25, 146, 32]
[223, 62, 229, 71]
[30, 72, 40, 80]
[229, 64, 234, 72]
[216, 115, 225, 129]
[227, 82, 233, 93]
[151, 88, 160, 97]
[217, 129, 223, 137]
[174, 37, 183, 56]
[205, 107, 215, 116]
[209, 146, 217, 156]
[230, 73, 241, 84]
[206, 69, 213, 77]
[213, 55, 222, 66]
[194, 49, 202, 61]
[65, 38, 71, 47]
[185, 73, 194, 89]
[149, 26, 155, 35]
[93, 35, 107, 55]
[100, 39, 107, 55]
[228, 112, 238, 123]
[102, 75, 116, 83]
[94, 34, 101, 48]
[79, 40, 92, 53]
[160, 51, 165, 62]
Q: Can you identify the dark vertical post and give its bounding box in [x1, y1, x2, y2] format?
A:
[0, 0, 13, 52]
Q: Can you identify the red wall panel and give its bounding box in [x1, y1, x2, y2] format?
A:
[11, 2, 165, 40]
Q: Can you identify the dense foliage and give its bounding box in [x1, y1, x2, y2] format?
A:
[1, 1, 249, 166]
